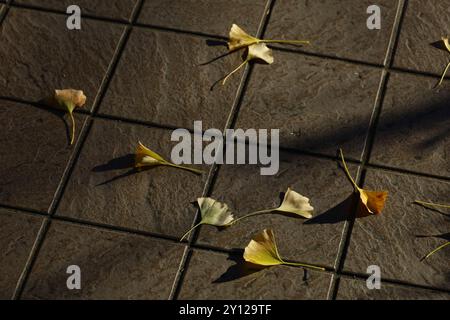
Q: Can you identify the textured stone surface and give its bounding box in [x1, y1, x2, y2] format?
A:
[97, 28, 244, 130]
[344, 169, 450, 290]
[235, 52, 382, 159]
[138, 0, 266, 37]
[0, 100, 86, 211]
[337, 277, 450, 300]
[0, 209, 42, 299]
[22, 221, 185, 299]
[14, 0, 137, 21]
[370, 72, 450, 177]
[393, 0, 450, 75]
[197, 151, 359, 268]
[264, 0, 398, 65]
[57, 119, 208, 238]
[0, 8, 124, 108]
[178, 249, 332, 299]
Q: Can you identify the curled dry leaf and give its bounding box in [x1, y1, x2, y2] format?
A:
[244, 229, 325, 270]
[339, 149, 388, 216]
[437, 37, 450, 87]
[180, 198, 234, 241]
[53, 89, 87, 145]
[135, 141, 204, 175]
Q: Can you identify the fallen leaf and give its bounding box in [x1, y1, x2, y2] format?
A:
[180, 198, 234, 241]
[339, 149, 388, 216]
[53, 89, 86, 145]
[135, 141, 204, 175]
[244, 229, 325, 270]
[227, 24, 309, 52]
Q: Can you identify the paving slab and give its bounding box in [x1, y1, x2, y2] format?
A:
[56, 118, 209, 239]
[370, 72, 450, 177]
[138, 0, 266, 37]
[0, 100, 86, 211]
[97, 27, 245, 131]
[336, 277, 450, 300]
[0, 8, 125, 109]
[393, 0, 450, 76]
[264, 0, 398, 65]
[0, 209, 42, 299]
[196, 151, 359, 269]
[234, 52, 382, 159]
[344, 169, 450, 291]
[21, 221, 185, 299]
[178, 249, 332, 299]
[14, 0, 137, 21]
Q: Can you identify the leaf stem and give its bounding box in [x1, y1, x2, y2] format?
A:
[69, 111, 76, 145]
[414, 200, 450, 209]
[438, 61, 450, 87]
[229, 209, 275, 226]
[280, 259, 325, 271]
[222, 60, 249, 85]
[422, 242, 450, 261]
[339, 149, 359, 191]
[165, 163, 204, 175]
[179, 222, 203, 242]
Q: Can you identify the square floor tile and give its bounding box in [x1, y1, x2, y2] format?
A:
[138, 0, 266, 37]
[0, 8, 125, 108]
[196, 151, 359, 268]
[234, 51, 382, 159]
[393, 0, 450, 75]
[97, 27, 243, 130]
[178, 249, 332, 299]
[264, 0, 398, 65]
[0, 100, 86, 211]
[56, 118, 209, 239]
[336, 277, 450, 300]
[22, 221, 185, 299]
[14, 0, 137, 21]
[370, 72, 450, 177]
[0, 209, 43, 299]
[344, 169, 450, 290]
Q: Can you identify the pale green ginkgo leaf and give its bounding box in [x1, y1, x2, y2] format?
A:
[276, 188, 314, 219]
[180, 198, 235, 241]
[244, 229, 325, 270]
[53, 89, 86, 145]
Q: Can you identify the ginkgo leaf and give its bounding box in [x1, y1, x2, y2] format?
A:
[227, 24, 309, 52]
[222, 43, 274, 85]
[244, 229, 325, 270]
[135, 141, 204, 175]
[180, 198, 235, 241]
[339, 149, 388, 216]
[276, 188, 314, 219]
[437, 37, 450, 87]
[53, 89, 86, 145]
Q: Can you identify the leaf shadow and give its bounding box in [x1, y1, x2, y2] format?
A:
[304, 194, 356, 225]
[430, 40, 448, 52]
[413, 202, 450, 218]
[416, 232, 450, 242]
[35, 98, 72, 145]
[199, 39, 230, 66]
[92, 154, 140, 186]
[213, 250, 267, 284]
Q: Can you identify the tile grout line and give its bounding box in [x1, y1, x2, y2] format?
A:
[10, 0, 145, 300]
[167, 0, 276, 300]
[329, 0, 407, 300]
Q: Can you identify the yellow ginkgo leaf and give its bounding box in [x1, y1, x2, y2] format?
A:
[244, 229, 325, 270]
[222, 43, 274, 85]
[53, 89, 86, 145]
[277, 188, 314, 219]
[180, 198, 235, 241]
[339, 149, 388, 216]
[135, 141, 204, 175]
[227, 24, 310, 52]
[437, 36, 450, 87]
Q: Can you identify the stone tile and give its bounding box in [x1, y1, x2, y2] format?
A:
[234, 51, 382, 159]
[97, 27, 243, 130]
[370, 72, 450, 177]
[14, 0, 137, 21]
[22, 221, 185, 299]
[56, 118, 208, 239]
[0, 100, 86, 211]
[178, 249, 332, 299]
[0, 209, 43, 299]
[197, 151, 359, 268]
[0, 8, 125, 109]
[337, 277, 450, 300]
[138, 0, 266, 37]
[264, 0, 398, 65]
[393, 0, 450, 76]
[344, 169, 450, 290]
